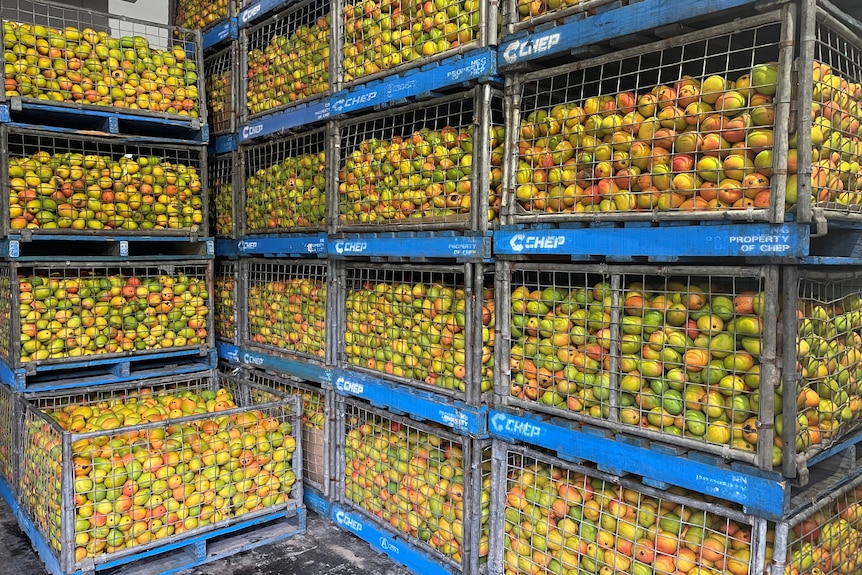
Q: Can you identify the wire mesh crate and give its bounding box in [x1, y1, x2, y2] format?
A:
[0, 382, 15, 487]
[241, 127, 327, 234]
[771, 468, 862, 575]
[1, 0, 206, 122]
[209, 150, 238, 238]
[241, 259, 331, 363]
[336, 0, 496, 88]
[241, 0, 331, 121]
[174, 0, 240, 32]
[335, 86, 504, 233]
[240, 367, 332, 497]
[336, 262, 494, 406]
[336, 396, 491, 572]
[1, 260, 213, 370]
[491, 440, 769, 575]
[1, 126, 207, 236]
[14, 371, 302, 574]
[501, 0, 625, 37]
[215, 259, 240, 344]
[204, 43, 237, 136]
[496, 261, 862, 481]
[501, 4, 862, 226]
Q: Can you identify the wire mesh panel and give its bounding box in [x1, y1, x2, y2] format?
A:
[209, 150, 238, 238]
[241, 368, 332, 495]
[502, 0, 622, 36]
[0, 382, 14, 486]
[4, 260, 212, 369]
[243, 259, 329, 362]
[17, 372, 301, 574]
[242, 0, 331, 120]
[336, 87, 504, 232]
[339, 262, 494, 405]
[174, 0, 240, 31]
[0, 265, 11, 366]
[204, 44, 237, 136]
[215, 259, 238, 344]
[504, 11, 793, 223]
[1, 0, 204, 120]
[492, 441, 767, 575]
[3, 126, 207, 235]
[772, 470, 862, 575]
[338, 0, 488, 86]
[338, 397, 491, 572]
[242, 128, 326, 234]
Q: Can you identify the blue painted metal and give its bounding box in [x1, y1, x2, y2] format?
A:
[0, 235, 214, 261]
[0, 105, 10, 122]
[212, 133, 239, 154]
[238, 98, 331, 143]
[498, 0, 760, 68]
[239, 346, 334, 385]
[3, 121, 206, 146]
[330, 368, 488, 436]
[488, 409, 789, 519]
[1, 99, 207, 141]
[330, 504, 457, 575]
[217, 341, 241, 363]
[328, 233, 491, 260]
[216, 238, 240, 257]
[800, 256, 862, 266]
[493, 223, 809, 259]
[303, 486, 332, 516]
[2, 349, 217, 392]
[235, 234, 328, 257]
[331, 48, 498, 116]
[239, 0, 292, 26]
[202, 18, 238, 51]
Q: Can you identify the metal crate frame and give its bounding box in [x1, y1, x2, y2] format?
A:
[496, 261, 862, 482]
[204, 42, 239, 136]
[237, 367, 334, 497]
[335, 260, 494, 406]
[240, 125, 329, 235]
[1, 0, 208, 125]
[0, 125, 209, 237]
[489, 439, 769, 575]
[1, 258, 215, 371]
[335, 395, 491, 573]
[209, 149, 240, 238]
[240, 258, 335, 365]
[215, 259, 242, 344]
[501, 0, 625, 37]
[12, 370, 302, 574]
[333, 0, 498, 90]
[172, 0, 241, 32]
[240, 0, 332, 123]
[333, 85, 504, 234]
[500, 3, 862, 228]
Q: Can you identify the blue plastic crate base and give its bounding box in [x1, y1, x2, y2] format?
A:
[330, 503, 457, 575]
[0, 101, 208, 142]
[303, 485, 332, 517]
[202, 18, 239, 52]
[239, 97, 331, 143]
[1, 348, 216, 392]
[328, 232, 492, 261]
[216, 234, 328, 257]
[331, 48, 499, 117]
[0, 235, 214, 261]
[498, 0, 763, 69]
[0, 473, 306, 575]
[493, 222, 811, 260]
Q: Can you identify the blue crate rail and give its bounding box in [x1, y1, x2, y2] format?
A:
[330, 504, 458, 575]
[203, 18, 240, 51]
[0, 473, 305, 575]
[224, 345, 488, 436]
[213, 133, 239, 154]
[303, 486, 332, 516]
[328, 232, 492, 261]
[0, 235, 214, 261]
[0, 103, 208, 142]
[497, 0, 761, 68]
[216, 235, 328, 257]
[493, 222, 811, 260]
[236, 47, 498, 144]
[1, 348, 217, 392]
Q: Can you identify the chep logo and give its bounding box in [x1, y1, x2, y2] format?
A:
[490, 412, 507, 432]
[241, 123, 264, 140]
[241, 3, 261, 22]
[502, 33, 561, 64]
[333, 241, 367, 255]
[335, 377, 364, 395]
[508, 233, 565, 252]
[335, 510, 363, 532]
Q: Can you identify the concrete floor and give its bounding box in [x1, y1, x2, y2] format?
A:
[0, 499, 411, 575]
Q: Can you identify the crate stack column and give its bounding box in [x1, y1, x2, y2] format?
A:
[491, 4, 862, 575]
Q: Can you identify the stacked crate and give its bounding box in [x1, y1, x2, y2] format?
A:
[0, 1, 306, 573]
[490, 4, 862, 575]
